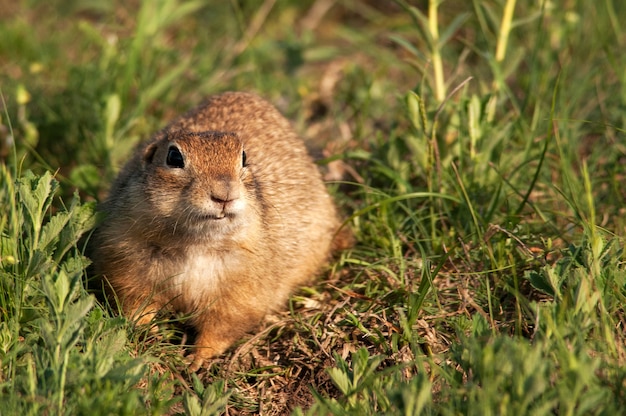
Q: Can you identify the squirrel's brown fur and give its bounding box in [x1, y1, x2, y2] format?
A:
[90, 92, 351, 370]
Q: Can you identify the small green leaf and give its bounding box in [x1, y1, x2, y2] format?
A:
[526, 270, 555, 297]
[327, 365, 352, 396]
[104, 94, 121, 152]
[39, 211, 71, 255]
[183, 393, 203, 416]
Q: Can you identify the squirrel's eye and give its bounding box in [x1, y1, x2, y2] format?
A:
[166, 146, 185, 168]
[242, 150, 247, 167]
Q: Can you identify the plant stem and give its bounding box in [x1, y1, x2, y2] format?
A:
[495, 0, 517, 62]
[429, 0, 446, 101]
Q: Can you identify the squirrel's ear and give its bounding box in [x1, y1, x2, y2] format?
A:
[141, 142, 158, 167]
[142, 142, 158, 166]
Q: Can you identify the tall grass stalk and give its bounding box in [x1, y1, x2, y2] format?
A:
[495, 0, 517, 62]
[428, 0, 446, 101]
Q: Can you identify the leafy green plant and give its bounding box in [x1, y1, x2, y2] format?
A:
[0, 167, 169, 414]
[299, 347, 432, 415]
[183, 376, 231, 416]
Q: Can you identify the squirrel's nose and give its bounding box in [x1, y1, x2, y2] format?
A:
[210, 181, 240, 205]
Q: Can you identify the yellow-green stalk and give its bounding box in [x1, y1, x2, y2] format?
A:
[495, 0, 517, 62]
[429, 0, 446, 102]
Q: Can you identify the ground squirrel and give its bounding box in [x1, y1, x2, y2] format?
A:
[90, 92, 351, 370]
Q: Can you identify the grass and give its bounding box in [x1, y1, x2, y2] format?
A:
[1, 0, 625, 414]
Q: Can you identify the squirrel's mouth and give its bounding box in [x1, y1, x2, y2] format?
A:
[201, 214, 224, 220]
[181, 213, 238, 235]
[197, 212, 235, 221]
[184, 205, 240, 226]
